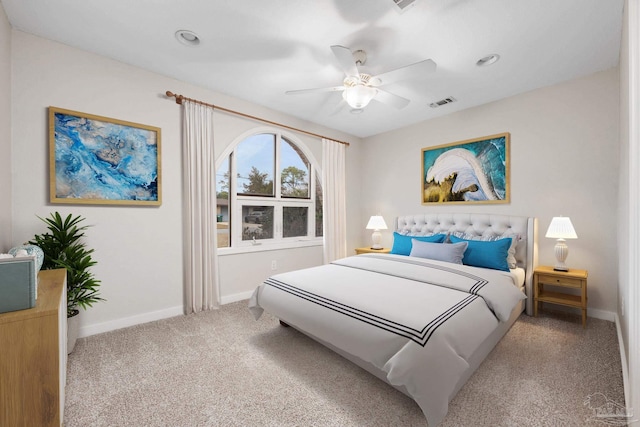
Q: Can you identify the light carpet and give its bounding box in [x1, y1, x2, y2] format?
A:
[65, 301, 626, 426]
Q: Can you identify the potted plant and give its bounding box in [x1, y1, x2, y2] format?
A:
[29, 212, 103, 353]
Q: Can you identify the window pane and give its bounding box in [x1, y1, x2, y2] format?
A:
[242, 206, 274, 241]
[283, 207, 308, 238]
[315, 174, 323, 237]
[237, 134, 275, 196]
[216, 155, 230, 203]
[280, 138, 310, 198]
[216, 156, 230, 248]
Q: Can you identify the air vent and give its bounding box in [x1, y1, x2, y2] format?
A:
[392, 0, 417, 12]
[429, 97, 457, 108]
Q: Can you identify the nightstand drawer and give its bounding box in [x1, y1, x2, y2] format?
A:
[536, 273, 583, 288]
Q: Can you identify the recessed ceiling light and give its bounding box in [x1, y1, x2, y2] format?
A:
[175, 30, 200, 46]
[476, 54, 500, 67]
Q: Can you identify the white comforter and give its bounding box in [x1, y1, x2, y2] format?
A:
[249, 254, 526, 426]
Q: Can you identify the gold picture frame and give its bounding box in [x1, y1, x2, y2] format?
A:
[421, 132, 510, 205]
[49, 107, 161, 206]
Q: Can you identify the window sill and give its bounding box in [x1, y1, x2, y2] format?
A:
[217, 239, 323, 256]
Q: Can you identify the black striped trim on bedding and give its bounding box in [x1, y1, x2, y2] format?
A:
[265, 277, 478, 347]
[335, 254, 490, 296]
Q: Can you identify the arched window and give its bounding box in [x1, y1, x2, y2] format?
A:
[216, 131, 322, 251]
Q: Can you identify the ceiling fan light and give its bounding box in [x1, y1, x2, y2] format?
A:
[342, 85, 378, 109]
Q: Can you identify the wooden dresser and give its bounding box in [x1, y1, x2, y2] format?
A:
[0, 269, 67, 427]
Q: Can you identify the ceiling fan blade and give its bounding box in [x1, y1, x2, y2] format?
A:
[330, 45, 360, 77]
[374, 89, 410, 109]
[285, 86, 345, 95]
[369, 59, 436, 86]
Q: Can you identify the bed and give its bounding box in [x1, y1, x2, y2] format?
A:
[249, 213, 538, 426]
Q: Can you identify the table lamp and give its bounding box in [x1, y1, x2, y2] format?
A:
[366, 215, 388, 249]
[545, 216, 578, 271]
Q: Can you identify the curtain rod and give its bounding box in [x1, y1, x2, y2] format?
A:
[165, 91, 350, 147]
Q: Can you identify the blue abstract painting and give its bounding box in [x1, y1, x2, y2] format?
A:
[422, 133, 509, 204]
[50, 108, 161, 205]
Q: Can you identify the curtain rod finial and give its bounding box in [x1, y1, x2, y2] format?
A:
[166, 91, 184, 105]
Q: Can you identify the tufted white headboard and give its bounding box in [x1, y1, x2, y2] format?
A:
[395, 213, 538, 315]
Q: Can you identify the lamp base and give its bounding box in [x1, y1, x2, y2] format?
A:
[553, 239, 570, 273]
[370, 246, 383, 250]
[370, 230, 382, 250]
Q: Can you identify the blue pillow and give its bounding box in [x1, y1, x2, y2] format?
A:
[390, 232, 446, 256]
[450, 231, 520, 269]
[410, 240, 468, 264]
[449, 235, 512, 271]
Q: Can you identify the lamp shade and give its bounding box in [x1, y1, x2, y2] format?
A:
[545, 217, 578, 239]
[366, 215, 387, 230]
[342, 85, 378, 109]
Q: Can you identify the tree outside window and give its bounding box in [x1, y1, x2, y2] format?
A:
[217, 132, 322, 249]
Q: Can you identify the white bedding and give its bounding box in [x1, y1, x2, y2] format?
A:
[511, 267, 526, 288]
[249, 254, 526, 426]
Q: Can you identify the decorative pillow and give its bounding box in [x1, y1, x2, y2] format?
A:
[410, 240, 468, 264]
[390, 232, 446, 256]
[450, 232, 519, 269]
[449, 235, 512, 271]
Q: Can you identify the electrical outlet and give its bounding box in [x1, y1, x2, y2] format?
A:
[271, 260, 277, 270]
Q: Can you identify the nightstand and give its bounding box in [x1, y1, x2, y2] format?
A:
[533, 266, 588, 328]
[355, 247, 391, 255]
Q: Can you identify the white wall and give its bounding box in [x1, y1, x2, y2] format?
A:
[619, 0, 640, 416]
[619, 0, 630, 372]
[361, 68, 620, 316]
[0, 4, 11, 251]
[10, 31, 362, 336]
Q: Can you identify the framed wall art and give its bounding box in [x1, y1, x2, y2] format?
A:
[49, 107, 161, 206]
[421, 132, 510, 205]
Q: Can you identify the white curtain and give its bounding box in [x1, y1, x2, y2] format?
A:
[182, 100, 220, 313]
[322, 138, 347, 263]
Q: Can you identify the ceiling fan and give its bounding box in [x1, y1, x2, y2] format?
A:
[286, 45, 436, 111]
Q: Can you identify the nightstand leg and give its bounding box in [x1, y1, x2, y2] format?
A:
[582, 309, 587, 328]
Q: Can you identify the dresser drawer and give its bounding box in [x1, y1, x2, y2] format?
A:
[536, 273, 583, 288]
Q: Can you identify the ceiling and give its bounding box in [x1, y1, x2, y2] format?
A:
[1, 0, 624, 138]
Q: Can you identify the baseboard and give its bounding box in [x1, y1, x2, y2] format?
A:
[614, 313, 631, 414]
[538, 304, 615, 322]
[78, 292, 253, 338]
[220, 290, 253, 305]
[588, 308, 616, 322]
[78, 305, 184, 338]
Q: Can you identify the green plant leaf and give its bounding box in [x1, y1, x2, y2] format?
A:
[30, 212, 104, 317]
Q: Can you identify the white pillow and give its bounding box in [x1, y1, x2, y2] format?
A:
[410, 240, 468, 264]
